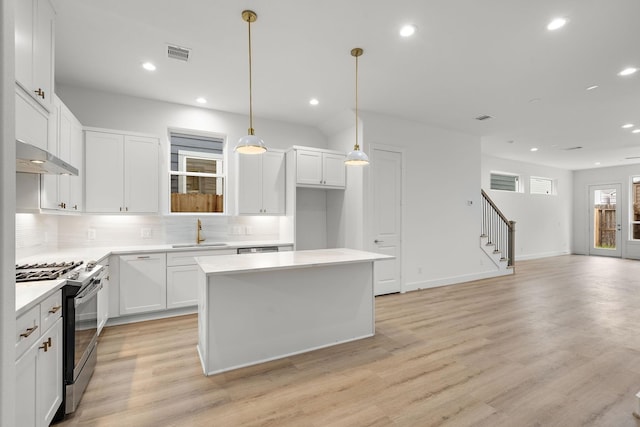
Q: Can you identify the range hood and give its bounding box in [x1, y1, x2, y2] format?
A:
[16, 139, 78, 175]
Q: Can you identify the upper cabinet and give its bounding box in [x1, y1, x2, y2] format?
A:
[295, 148, 346, 189]
[238, 150, 285, 215]
[41, 95, 83, 211]
[85, 130, 159, 214]
[15, 0, 55, 110]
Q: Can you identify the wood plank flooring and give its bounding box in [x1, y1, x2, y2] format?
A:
[56, 255, 640, 427]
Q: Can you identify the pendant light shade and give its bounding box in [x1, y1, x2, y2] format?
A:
[345, 47, 369, 166]
[235, 10, 267, 154]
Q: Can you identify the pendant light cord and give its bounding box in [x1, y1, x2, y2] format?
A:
[248, 19, 254, 133]
[355, 52, 359, 150]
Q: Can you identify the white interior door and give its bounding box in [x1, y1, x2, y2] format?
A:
[371, 147, 402, 295]
[589, 184, 622, 257]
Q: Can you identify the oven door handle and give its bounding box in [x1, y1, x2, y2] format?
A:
[75, 282, 103, 307]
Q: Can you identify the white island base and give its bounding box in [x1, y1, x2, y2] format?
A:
[195, 248, 392, 376]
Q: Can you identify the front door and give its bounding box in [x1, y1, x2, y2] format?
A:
[589, 184, 622, 257]
[371, 147, 402, 295]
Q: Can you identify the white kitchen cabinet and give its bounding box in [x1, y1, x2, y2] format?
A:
[119, 253, 167, 315]
[166, 249, 236, 309]
[41, 96, 83, 211]
[238, 150, 285, 214]
[15, 292, 63, 427]
[15, 86, 49, 150]
[296, 148, 346, 189]
[85, 130, 159, 213]
[15, 0, 55, 110]
[97, 262, 110, 336]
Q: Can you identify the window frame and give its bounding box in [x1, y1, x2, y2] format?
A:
[490, 171, 522, 193]
[167, 128, 228, 215]
[630, 176, 640, 240]
[529, 176, 556, 195]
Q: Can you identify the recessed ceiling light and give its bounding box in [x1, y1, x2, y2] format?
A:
[618, 67, 638, 76]
[530, 147, 539, 152]
[309, 98, 319, 106]
[594, 162, 601, 165]
[586, 85, 599, 91]
[399, 24, 416, 37]
[633, 129, 640, 134]
[142, 62, 156, 71]
[622, 124, 634, 128]
[196, 97, 207, 104]
[30, 160, 44, 164]
[547, 18, 567, 31]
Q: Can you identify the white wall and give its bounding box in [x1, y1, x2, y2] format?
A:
[1, 0, 16, 424]
[573, 164, 640, 258]
[355, 111, 496, 292]
[481, 155, 573, 260]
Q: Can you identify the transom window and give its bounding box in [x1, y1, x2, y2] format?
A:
[490, 172, 520, 192]
[169, 132, 226, 213]
[530, 177, 554, 195]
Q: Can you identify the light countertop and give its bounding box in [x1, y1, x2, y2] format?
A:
[15, 240, 293, 315]
[196, 248, 393, 275]
[16, 280, 65, 317]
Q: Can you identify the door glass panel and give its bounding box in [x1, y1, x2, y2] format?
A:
[593, 189, 617, 249]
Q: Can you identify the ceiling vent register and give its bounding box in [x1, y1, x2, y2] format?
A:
[167, 44, 191, 62]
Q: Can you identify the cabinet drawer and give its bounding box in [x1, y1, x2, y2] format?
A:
[40, 291, 62, 332]
[16, 305, 40, 359]
[167, 249, 236, 266]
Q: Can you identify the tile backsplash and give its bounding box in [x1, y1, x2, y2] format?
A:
[16, 213, 283, 257]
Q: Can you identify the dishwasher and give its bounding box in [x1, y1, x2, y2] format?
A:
[237, 246, 279, 254]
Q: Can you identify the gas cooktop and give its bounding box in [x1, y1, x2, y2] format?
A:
[15, 261, 84, 282]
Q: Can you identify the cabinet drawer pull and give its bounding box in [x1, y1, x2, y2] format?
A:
[48, 305, 61, 314]
[20, 325, 38, 338]
[137, 256, 151, 259]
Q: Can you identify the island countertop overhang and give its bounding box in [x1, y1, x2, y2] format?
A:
[195, 248, 393, 275]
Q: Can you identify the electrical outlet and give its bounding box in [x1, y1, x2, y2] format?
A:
[87, 229, 96, 240]
[141, 228, 152, 239]
[245, 226, 253, 235]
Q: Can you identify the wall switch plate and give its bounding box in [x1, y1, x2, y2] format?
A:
[87, 229, 96, 240]
[141, 228, 152, 239]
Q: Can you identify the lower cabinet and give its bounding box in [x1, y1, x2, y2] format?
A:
[15, 304, 63, 427]
[97, 262, 110, 335]
[166, 249, 236, 309]
[119, 253, 167, 315]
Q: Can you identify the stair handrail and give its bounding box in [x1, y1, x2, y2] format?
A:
[481, 189, 516, 267]
[481, 189, 514, 231]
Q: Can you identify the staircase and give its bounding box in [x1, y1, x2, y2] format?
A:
[481, 189, 515, 272]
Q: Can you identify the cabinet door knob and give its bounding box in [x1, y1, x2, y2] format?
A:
[73, 205, 78, 210]
[34, 88, 45, 99]
[39, 342, 49, 352]
[58, 202, 65, 208]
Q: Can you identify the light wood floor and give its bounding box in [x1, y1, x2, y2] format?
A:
[56, 255, 640, 427]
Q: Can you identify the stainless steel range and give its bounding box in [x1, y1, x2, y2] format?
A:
[62, 262, 105, 415]
[16, 259, 105, 420]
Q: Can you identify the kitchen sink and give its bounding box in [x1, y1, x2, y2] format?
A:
[171, 242, 228, 248]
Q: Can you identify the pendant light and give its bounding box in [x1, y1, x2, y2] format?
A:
[345, 47, 369, 166]
[235, 10, 267, 154]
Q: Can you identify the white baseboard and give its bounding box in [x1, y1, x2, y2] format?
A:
[403, 268, 513, 293]
[515, 250, 570, 261]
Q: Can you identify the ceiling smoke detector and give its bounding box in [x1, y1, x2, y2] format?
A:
[167, 44, 191, 62]
[475, 115, 493, 121]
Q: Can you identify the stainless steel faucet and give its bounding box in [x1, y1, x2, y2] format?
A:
[197, 219, 205, 244]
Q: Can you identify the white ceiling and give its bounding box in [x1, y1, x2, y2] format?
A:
[52, 0, 640, 170]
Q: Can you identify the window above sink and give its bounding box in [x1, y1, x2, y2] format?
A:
[169, 131, 226, 214]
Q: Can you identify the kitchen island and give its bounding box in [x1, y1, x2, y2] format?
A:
[195, 248, 393, 375]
